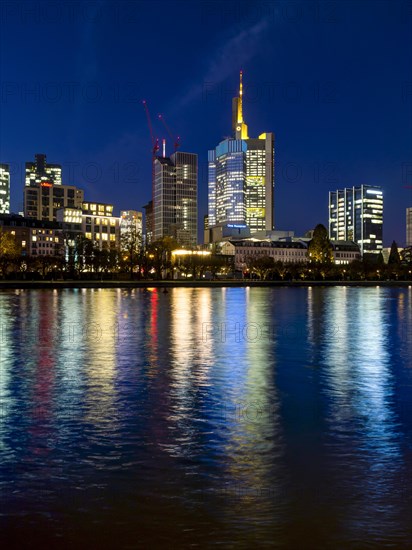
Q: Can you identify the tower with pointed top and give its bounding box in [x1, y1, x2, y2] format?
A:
[207, 72, 274, 242]
[232, 70, 249, 140]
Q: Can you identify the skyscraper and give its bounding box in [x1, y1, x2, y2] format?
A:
[153, 151, 197, 247]
[0, 163, 10, 214]
[329, 185, 383, 255]
[208, 72, 274, 240]
[407, 207, 412, 247]
[143, 200, 154, 245]
[25, 153, 62, 186]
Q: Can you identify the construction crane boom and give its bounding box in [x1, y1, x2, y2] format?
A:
[158, 113, 180, 152]
[142, 100, 160, 223]
[142, 100, 160, 156]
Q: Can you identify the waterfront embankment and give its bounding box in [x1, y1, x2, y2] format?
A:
[0, 280, 411, 289]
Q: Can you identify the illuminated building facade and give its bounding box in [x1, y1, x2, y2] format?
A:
[143, 200, 154, 245]
[208, 72, 274, 241]
[153, 151, 197, 246]
[23, 154, 83, 221]
[120, 210, 143, 246]
[407, 207, 412, 247]
[81, 202, 120, 250]
[0, 163, 10, 214]
[56, 207, 83, 250]
[0, 214, 63, 256]
[24, 181, 83, 221]
[329, 185, 383, 255]
[25, 153, 62, 187]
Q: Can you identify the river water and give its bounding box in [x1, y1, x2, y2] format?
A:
[1, 287, 412, 548]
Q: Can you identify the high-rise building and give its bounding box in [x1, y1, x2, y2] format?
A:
[207, 72, 274, 240]
[0, 163, 10, 214]
[407, 207, 412, 247]
[153, 151, 197, 247]
[329, 185, 383, 255]
[23, 154, 83, 221]
[143, 200, 154, 245]
[25, 153, 62, 186]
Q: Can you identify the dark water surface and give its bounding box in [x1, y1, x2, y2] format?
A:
[1, 287, 412, 548]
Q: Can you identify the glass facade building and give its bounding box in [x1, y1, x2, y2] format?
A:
[208, 139, 247, 227]
[0, 163, 10, 214]
[153, 151, 197, 247]
[208, 72, 274, 238]
[329, 185, 383, 255]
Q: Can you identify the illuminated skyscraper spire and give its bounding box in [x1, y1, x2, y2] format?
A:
[208, 71, 274, 241]
[237, 70, 244, 124]
[233, 70, 248, 140]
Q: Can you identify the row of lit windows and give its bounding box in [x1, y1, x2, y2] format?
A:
[32, 236, 59, 242]
[32, 229, 54, 235]
[84, 232, 116, 241]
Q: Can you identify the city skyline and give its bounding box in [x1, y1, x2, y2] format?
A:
[0, 1, 411, 245]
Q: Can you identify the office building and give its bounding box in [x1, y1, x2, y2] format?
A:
[57, 203, 122, 253]
[0, 163, 10, 214]
[329, 185, 383, 255]
[0, 214, 64, 256]
[207, 72, 274, 242]
[25, 153, 62, 187]
[143, 200, 154, 245]
[120, 210, 143, 246]
[153, 151, 197, 247]
[24, 181, 83, 221]
[23, 154, 83, 221]
[407, 207, 412, 247]
[81, 202, 120, 250]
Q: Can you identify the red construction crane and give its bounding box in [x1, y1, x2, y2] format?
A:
[142, 100, 160, 208]
[142, 100, 160, 158]
[158, 113, 180, 153]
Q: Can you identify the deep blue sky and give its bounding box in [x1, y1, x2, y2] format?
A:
[0, 0, 411, 245]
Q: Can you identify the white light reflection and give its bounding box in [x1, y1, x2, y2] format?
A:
[321, 287, 403, 539]
[0, 295, 13, 455]
[81, 290, 118, 429]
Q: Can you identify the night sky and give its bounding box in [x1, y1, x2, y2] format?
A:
[0, 0, 411, 245]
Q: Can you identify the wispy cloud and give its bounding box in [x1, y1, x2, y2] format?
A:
[176, 17, 269, 111]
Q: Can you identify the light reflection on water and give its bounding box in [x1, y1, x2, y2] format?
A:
[0, 287, 412, 547]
